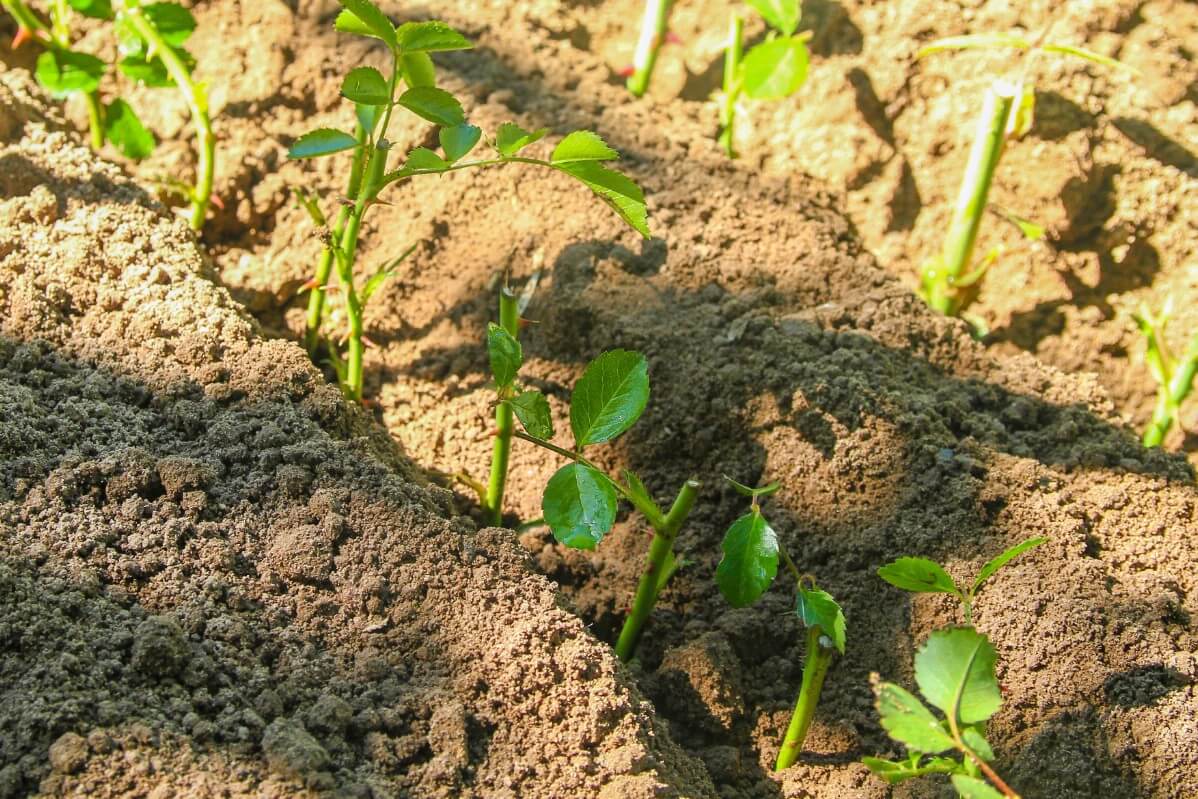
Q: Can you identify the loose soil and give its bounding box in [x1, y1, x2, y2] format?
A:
[1, 1, 1197, 798]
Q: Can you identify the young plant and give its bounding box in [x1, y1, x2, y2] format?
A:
[916, 32, 1135, 321]
[290, 0, 649, 402]
[624, 0, 672, 97]
[715, 477, 845, 770]
[718, 0, 810, 158]
[498, 347, 698, 661]
[3, 0, 216, 230]
[864, 537, 1046, 797]
[1133, 298, 1198, 448]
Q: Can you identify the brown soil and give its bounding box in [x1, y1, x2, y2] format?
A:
[2, 1, 1197, 798]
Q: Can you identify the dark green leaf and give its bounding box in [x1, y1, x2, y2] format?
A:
[396, 86, 465, 126]
[724, 475, 781, 498]
[67, 0, 113, 20]
[554, 160, 650, 238]
[103, 99, 155, 159]
[914, 627, 1001, 726]
[745, 0, 800, 36]
[401, 52, 436, 88]
[402, 146, 448, 171]
[118, 54, 173, 87]
[440, 124, 481, 163]
[716, 511, 779, 607]
[35, 50, 106, 97]
[487, 323, 522, 388]
[542, 463, 617, 550]
[796, 586, 846, 654]
[142, 3, 196, 47]
[862, 755, 959, 785]
[741, 37, 809, 100]
[510, 391, 553, 439]
[878, 557, 960, 596]
[334, 0, 398, 51]
[569, 349, 650, 447]
[970, 537, 1045, 596]
[550, 130, 618, 164]
[951, 775, 1005, 799]
[962, 726, 994, 762]
[496, 122, 548, 157]
[341, 66, 391, 106]
[874, 682, 957, 754]
[395, 20, 472, 52]
[289, 128, 360, 159]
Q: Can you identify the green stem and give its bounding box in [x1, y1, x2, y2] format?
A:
[84, 91, 105, 150]
[613, 478, 700, 661]
[626, 0, 671, 97]
[484, 288, 521, 525]
[922, 81, 1016, 316]
[1143, 343, 1198, 447]
[718, 12, 743, 158]
[775, 626, 834, 771]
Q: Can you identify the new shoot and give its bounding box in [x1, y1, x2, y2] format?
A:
[625, 0, 672, 97]
[1134, 298, 1198, 448]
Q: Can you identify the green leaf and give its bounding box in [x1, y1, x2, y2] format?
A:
[962, 726, 994, 762]
[914, 627, 1001, 726]
[554, 161, 650, 238]
[745, 0, 800, 36]
[716, 511, 779, 607]
[487, 323, 522, 389]
[403, 146, 449, 171]
[862, 755, 959, 785]
[68, 0, 113, 20]
[1042, 43, 1139, 74]
[361, 270, 393, 303]
[952, 775, 1005, 799]
[542, 463, 617, 550]
[395, 20, 472, 52]
[440, 124, 481, 163]
[796, 586, 846, 654]
[35, 50, 106, 97]
[569, 349, 650, 447]
[142, 3, 196, 47]
[741, 37, 809, 100]
[510, 391, 553, 439]
[724, 475, 781, 498]
[877, 557, 960, 596]
[874, 682, 957, 754]
[118, 54, 173, 87]
[971, 537, 1046, 596]
[496, 122, 548, 157]
[341, 66, 391, 106]
[356, 103, 382, 136]
[396, 86, 465, 126]
[289, 128, 360, 159]
[401, 52, 436, 88]
[334, 0, 398, 51]
[550, 130, 619, 164]
[916, 33, 1032, 59]
[621, 469, 654, 511]
[103, 99, 155, 159]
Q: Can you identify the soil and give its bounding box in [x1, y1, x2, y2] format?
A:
[1, 1, 1197, 799]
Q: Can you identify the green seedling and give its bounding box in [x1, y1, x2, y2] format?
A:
[624, 0, 672, 97]
[865, 536, 1046, 797]
[290, 0, 649, 402]
[1133, 298, 1198, 448]
[3, 0, 216, 230]
[718, 0, 811, 158]
[715, 477, 845, 770]
[498, 347, 698, 661]
[916, 32, 1135, 321]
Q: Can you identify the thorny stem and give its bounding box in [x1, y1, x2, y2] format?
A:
[484, 288, 521, 525]
[776, 625, 834, 771]
[718, 12, 743, 158]
[626, 0, 671, 97]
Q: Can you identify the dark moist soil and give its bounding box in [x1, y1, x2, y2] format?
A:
[2, 1, 1198, 798]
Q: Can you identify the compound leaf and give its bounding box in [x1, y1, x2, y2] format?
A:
[971, 536, 1045, 596]
[878, 557, 960, 596]
[555, 160, 650, 238]
[334, 0, 398, 51]
[914, 627, 1001, 726]
[874, 682, 957, 754]
[569, 349, 650, 447]
[741, 36, 809, 100]
[550, 130, 618, 164]
[396, 20, 472, 52]
[396, 86, 465, 126]
[542, 463, 617, 550]
[496, 122, 548, 157]
[341, 66, 391, 106]
[487, 323, 522, 389]
[142, 3, 196, 47]
[35, 50, 106, 96]
[796, 586, 846, 654]
[289, 128, 359, 159]
[952, 775, 1005, 799]
[745, 0, 800, 36]
[716, 511, 778, 607]
[103, 99, 155, 159]
[510, 391, 553, 439]
[440, 123, 482, 163]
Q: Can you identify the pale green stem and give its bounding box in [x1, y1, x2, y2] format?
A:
[626, 0, 671, 97]
[1144, 339, 1198, 447]
[484, 288, 520, 525]
[718, 12, 743, 158]
[775, 626, 834, 770]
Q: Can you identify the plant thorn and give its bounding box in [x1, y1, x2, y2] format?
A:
[300, 277, 323, 292]
[12, 27, 33, 49]
[209, 193, 226, 211]
[361, 335, 377, 349]
[618, 65, 636, 78]
[338, 197, 356, 208]
[518, 317, 540, 329]
[665, 31, 682, 45]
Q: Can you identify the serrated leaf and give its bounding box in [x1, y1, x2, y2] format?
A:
[401, 52, 436, 88]
[542, 463, 617, 550]
[440, 124, 481, 163]
[142, 3, 196, 47]
[289, 128, 360, 159]
[862, 755, 958, 785]
[550, 130, 619, 164]
[395, 20, 472, 52]
[334, 0, 398, 51]
[741, 37, 809, 100]
[971, 537, 1045, 596]
[915, 627, 1001, 726]
[396, 86, 465, 126]
[622, 469, 654, 510]
[916, 33, 1032, 59]
[716, 511, 778, 607]
[68, 0, 113, 20]
[341, 66, 391, 106]
[35, 50, 106, 97]
[962, 726, 994, 762]
[103, 99, 155, 159]
[496, 122, 548, 157]
[952, 775, 1005, 799]
[796, 586, 846, 654]
[554, 161, 650, 238]
[487, 323, 522, 388]
[569, 349, 650, 447]
[878, 557, 960, 596]
[745, 0, 800, 36]
[874, 682, 957, 754]
[403, 146, 449, 171]
[510, 391, 553, 439]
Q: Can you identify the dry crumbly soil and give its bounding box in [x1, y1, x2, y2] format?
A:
[1, 1, 1198, 798]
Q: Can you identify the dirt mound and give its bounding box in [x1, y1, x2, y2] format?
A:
[0, 66, 713, 799]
